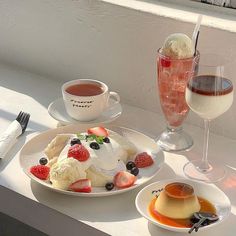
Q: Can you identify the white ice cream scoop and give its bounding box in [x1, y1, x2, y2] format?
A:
[50, 158, 86, 190]
[161, 33, 194, 59]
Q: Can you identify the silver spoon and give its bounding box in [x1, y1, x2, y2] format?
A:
[189, 212, 219, 233]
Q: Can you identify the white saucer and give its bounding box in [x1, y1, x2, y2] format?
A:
[48, 98, 122, 125]
[135, 178, 231, 233]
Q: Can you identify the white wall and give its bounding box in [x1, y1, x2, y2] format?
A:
[0, 0, 236, 139]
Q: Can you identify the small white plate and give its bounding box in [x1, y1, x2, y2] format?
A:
[48, 98, 122, 125]
[19, 124, 164, 197]
[135, 178, 231, 233]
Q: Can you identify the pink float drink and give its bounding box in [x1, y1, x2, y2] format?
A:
[157, 50, 199, 127]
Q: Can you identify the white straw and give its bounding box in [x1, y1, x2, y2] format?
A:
[192, 14, 203, 50]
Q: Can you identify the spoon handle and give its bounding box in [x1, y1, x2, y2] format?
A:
[188, 218, 206, 234]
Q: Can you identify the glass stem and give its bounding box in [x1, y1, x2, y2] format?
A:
[167, 125, 183, 132]
[201, 119, 211, 171]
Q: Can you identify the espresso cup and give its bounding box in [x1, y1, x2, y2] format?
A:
[62, 79, 120, 121]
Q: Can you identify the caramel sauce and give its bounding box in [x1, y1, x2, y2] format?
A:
[188, 75, 233, 96]
[165, 182, 194, 199]
[149, 197, 216, 228]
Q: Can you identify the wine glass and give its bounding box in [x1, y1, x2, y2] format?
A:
[157, 49, 199, 152]
[184, 54, 234, 183]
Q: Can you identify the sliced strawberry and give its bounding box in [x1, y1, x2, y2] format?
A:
[87, 127, 108, 137]
[30, 165, 50, 180]
[69, 179, 92, 193]
[134, 152, 154, 168]
[68, 144, 89, 162]
[114, 171, 136, 189]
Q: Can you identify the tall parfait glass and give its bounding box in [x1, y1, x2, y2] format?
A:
[157, 49, 199, 152]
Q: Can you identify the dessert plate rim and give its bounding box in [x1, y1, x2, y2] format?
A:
[19, 124, 164, 197]
[135, 178, 231, 232]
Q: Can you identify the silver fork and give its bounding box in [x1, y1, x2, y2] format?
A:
[0, 111, 30, 159]
[16, 111, 30, 134]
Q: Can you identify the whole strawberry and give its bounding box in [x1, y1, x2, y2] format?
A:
[134, 152, 154, 168]
[67, 144, 90, 162]
[30, 165, 50, 180]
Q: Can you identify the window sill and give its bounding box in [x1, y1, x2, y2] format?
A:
[102, 0, 236, 32]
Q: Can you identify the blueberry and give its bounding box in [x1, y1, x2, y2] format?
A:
[126, 161, 136, 170]
[90, 142, 100, 150]
[70, 138, 81, 146]
[131, 167, 139, 176]
[103, 137, 110, 143]
[105, 182, 114, 191]
[39, 157, 48, 165]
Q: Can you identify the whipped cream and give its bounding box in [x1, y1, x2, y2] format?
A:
[81, 138, 126, 171]
[57, 133, 127, 171]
